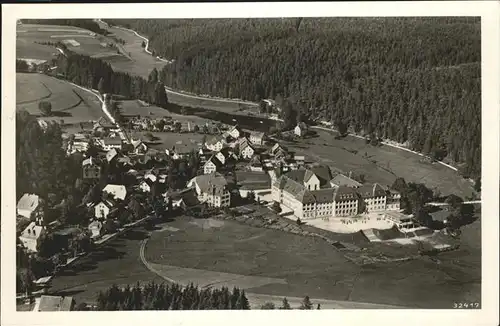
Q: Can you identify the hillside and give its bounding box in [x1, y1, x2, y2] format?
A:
[104, 18, 481, 179]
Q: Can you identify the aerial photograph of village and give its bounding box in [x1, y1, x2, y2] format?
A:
[14, 16, 482, 311]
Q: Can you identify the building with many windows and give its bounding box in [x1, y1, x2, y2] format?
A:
[272, 167, 400, 220]
[187, 172, 231, 208]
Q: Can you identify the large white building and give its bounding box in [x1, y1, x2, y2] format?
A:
[272, 167, 400, 220]
[187, 172, 231, 208]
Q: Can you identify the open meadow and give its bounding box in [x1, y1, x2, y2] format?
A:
[142, 216, 480, 308]
[17, 24, 119, 61]
[94, 22, 167, 79]
[16, 73, 103, 125]
[283, 130, 475, 198]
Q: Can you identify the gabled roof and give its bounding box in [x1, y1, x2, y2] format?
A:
[169, 188, 200, 207]
[20, 222, 44, 240]
[330, 174, 362, 188]
[37, 295, 74, 311]
[206, 136, 224, 146]
[357, 183, 387, 199]
[102, 137, 122, 145]
[82, 156, 99, 167]
[190, 172, 228, 196]
[103, 184, 127, 200]
[309, 165, 333, 185]
[17, 193, 41, 214]
[250, 131, 265, 139]
[204, 155, 223, 168]
[334, 186, 359, 201]
[106, 148, 119, 162]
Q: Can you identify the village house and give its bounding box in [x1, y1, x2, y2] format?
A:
[17, 193, 44, 221]
[215, 147, 237, 166]
[99, 137, 123, 151]
[239, 140, 255, 160]
[33, 295, 75, 312]
[19, 222, 45, 252]
[165, 188, 200, 211]
[88, 220, 104, 240]
[139, 178, 155, 193]
[205, 136, 226, 152]
[131, 139, 148, 155]
[227, 125, 243, 140]
[294, 122, 308, 137]
[94, 200, 114, 219]
[102, 184, 127, 201]
[106, 148, 119, 163]
[249, 131, 265, 146]
[187, 172, 231, 208]
[203, 155, 223, 174]
[82, 157, 100, 180]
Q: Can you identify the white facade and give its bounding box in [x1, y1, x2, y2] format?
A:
[139, 181, 151, 193]
[216, 152, 226, 165]
[294, 125, 303, 137]
[228, 127, 241, 139]
[240, 145, 255, 159]
[94, 202, 111, 219]
[199, 191, 231, 208]
[304, 174, 320, 191]
[204, 161, 218, 174]
[19, 222, 45, 252]
[250, 133, 264, 145]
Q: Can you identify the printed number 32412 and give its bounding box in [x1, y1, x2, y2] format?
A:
[453, 302, 480, 309]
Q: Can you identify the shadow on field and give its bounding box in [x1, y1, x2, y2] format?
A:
[120, 229, 149, 241]
[51, 289, 86, 297]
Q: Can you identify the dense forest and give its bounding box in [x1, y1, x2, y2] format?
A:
[20, 19, 107, 35]
[105, 18, 481, 179]
[16, 111, 77, 200]
[55, 51, 168, 108]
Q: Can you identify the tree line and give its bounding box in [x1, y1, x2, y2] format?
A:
[54, 52, 169, 109]
[21, 19, 107, 35]
[79, 281, 319, 310]
[105, 17, 481, 179]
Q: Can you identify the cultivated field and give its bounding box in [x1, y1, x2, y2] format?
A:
[16, 73, 103, 124]
[16, 24, 118, 61]
[143, 216, 480, 308]
[283, 130, 475, 198]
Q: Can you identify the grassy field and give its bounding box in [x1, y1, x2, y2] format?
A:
[48, 227, 164, 305]
[283, 130, 475, 198]
[95, 23, 167, 79]
[143, 216, 480, 308]
[16, 73, 103, 124]
[17, 24, 118, 61]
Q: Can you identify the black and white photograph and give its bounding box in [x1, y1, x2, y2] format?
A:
[1, 2, 499, 326]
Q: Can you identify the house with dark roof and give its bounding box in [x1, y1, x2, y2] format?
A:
[357, 183, 391, 213]
[203, 155, 223, 174]
[249, 131, 265, 145]
[227, 125, 243, 140]
[19, 222, 45, 252]
[82, 156, 101, 180]
[139, 178, 155, 193]
[205, 136, 226, 152]
[187, 172, 230, 207]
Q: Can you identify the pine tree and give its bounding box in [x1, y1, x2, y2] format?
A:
[280, 297, 291, 310]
